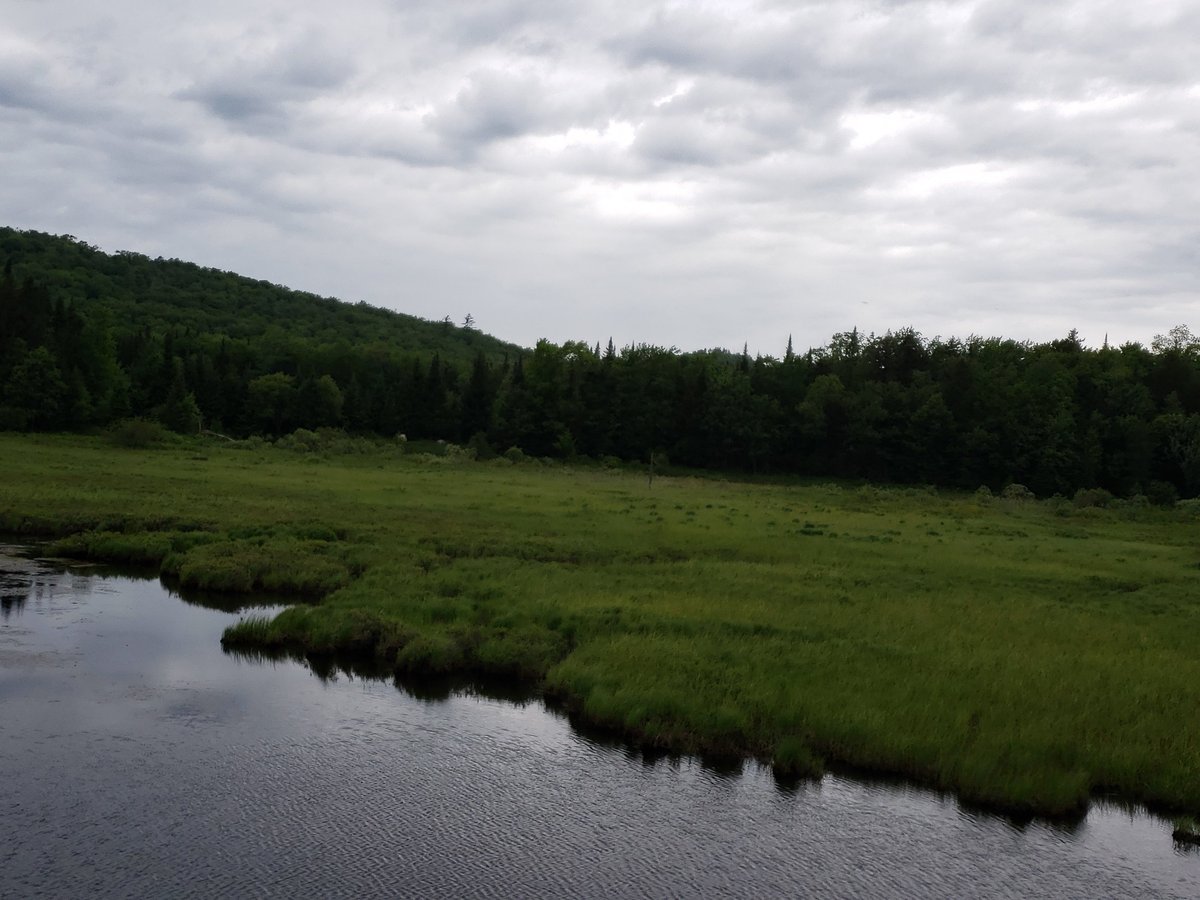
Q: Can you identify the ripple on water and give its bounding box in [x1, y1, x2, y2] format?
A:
[0, 548, 1197, 899]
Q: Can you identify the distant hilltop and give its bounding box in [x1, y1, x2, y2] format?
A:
[0, 226, 525, 366]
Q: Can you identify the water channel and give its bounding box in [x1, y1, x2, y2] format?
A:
[2, 544, 1197, 898]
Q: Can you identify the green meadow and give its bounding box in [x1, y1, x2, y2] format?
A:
[3, 431, 1198, 819]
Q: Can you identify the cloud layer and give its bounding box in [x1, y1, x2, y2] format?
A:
[3, 0, 1197, 353]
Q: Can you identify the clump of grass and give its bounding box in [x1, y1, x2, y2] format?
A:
[49, 529, 216, 567]
[172, 538, 350, 596]
[222, 615, 275, 648]
[1173, 816, 1200, 846]
[772, 737, 824, 780]
[395, 633, 466, 674]
[474, 625, 570, 679]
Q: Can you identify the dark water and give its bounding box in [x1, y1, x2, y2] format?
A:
[2, 546, 1197, 899]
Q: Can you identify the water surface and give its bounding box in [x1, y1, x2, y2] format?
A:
[1, 546, 1196, 898]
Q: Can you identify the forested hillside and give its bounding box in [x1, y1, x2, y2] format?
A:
[2, 227, 1198, 500]
[0, 227, 519, 360]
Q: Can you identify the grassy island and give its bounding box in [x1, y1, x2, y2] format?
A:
[3, 431, 1198, 820]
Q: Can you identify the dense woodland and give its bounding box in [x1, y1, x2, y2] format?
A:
[2, 227, 1199, 499]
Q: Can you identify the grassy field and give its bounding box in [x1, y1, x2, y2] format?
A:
[2, 431, 1198, 819]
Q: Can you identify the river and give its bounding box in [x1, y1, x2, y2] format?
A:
[1, 544, 1196, 898]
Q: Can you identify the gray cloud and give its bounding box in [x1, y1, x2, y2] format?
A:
[178, 29, 357, 126]
[1, 0, 1196, 354]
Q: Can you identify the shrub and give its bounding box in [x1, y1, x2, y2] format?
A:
[231, 435, 268, 451]
[1001, 483, 1035, 501]
[466, 431, 495, 460]
[108, 418, 166, 448]
[275, 428, 321, 452]
[1072, 487, 1114, 509]
[1146, 481, 1179, 507]
[1176, 498, 1200, 516]
[443, 443, 477, 462]
[503, 446, 526, 463]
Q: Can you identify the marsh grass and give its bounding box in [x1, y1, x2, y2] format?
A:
[170, 538, 351, 595]
[1173, 816, 1200, 846]
[3, 432, 1199, 820]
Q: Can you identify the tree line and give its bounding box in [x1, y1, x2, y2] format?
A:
[2, 234, 1199, 500]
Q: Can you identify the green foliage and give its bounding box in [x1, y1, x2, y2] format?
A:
[172, 538, 350, 595]
[273, 427, 391, 456]
[107, 417, 167, 448]
[772, 737, 825, 780]
[1146, 480, 1179, 507]
[1072, 487, 1115, 509]
[1001, 483, 1036, 501]
[5, 226, 1200, 503]
[3, 346, 67, 428]
[160, 390, 201, 434]
[466, 431, 496, 460]
[395, 633, 466, 674]
[0, 227, 521, 364]
[49, 529, 215, 566]
[246, 372, 296, 436]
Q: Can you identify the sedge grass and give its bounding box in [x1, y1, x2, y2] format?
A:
[2, 432, 1199, 819]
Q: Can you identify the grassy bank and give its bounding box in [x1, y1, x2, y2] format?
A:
[3, 432, 1199, 819]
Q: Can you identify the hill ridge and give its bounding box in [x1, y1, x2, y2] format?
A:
[0, 226, 526, 365]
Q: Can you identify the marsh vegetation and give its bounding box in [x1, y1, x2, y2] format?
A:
[3, 431, 1199, 819]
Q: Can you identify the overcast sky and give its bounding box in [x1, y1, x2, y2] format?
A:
[2, 1, 1196, 355]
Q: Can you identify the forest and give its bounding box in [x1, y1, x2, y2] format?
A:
[2, 226, 1198, 500]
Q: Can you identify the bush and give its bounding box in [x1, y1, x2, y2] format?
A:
[275, 428, 380, 455]
[1001, 483, 1035, 501]
[275, 428, 321, 452]
[108, 418, 166, 448]
[231, 435, 268, 451]
[1046, 494, 1071, 516]
[1146, 481, 1179, 507]
[466, 431, 495, 460]
[1072, 487, 1114, 509]
[443, 443, 477, 462]
[1176, 498, 1200, 516]
[504, 446, 526, 463]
